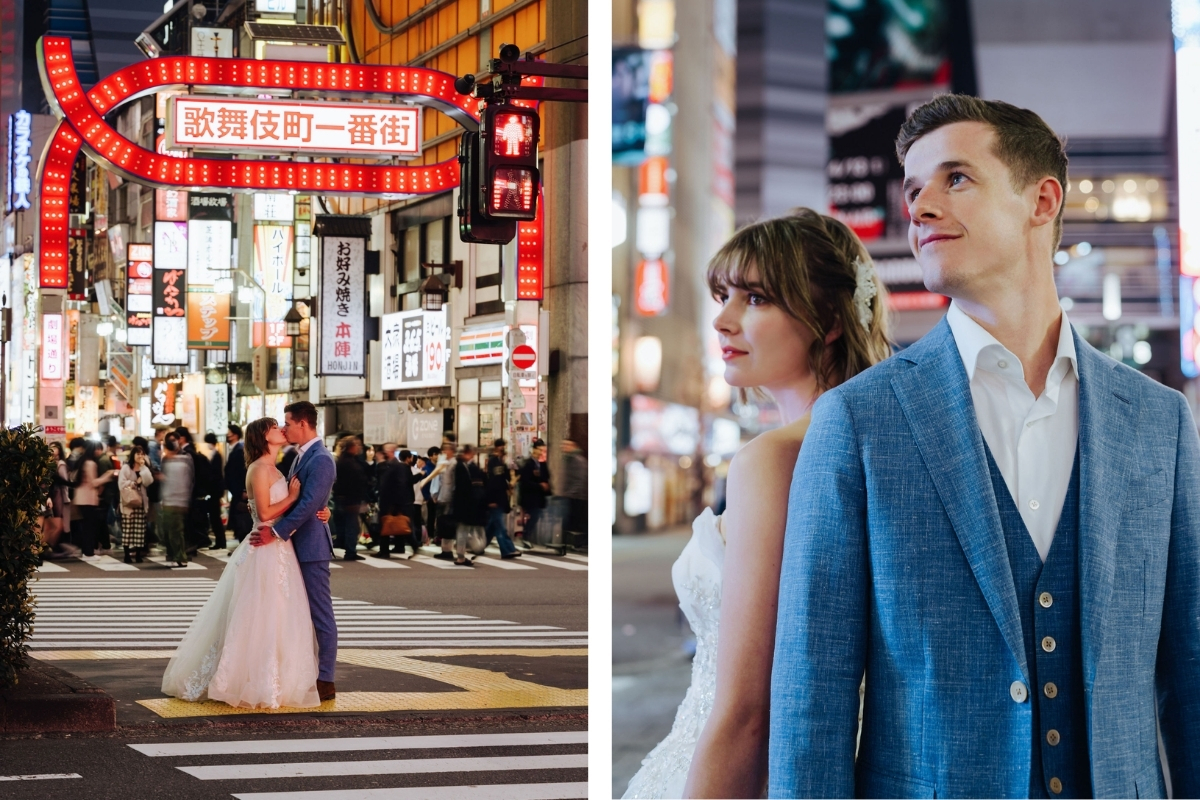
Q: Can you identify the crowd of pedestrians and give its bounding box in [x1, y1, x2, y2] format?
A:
[41, 424, 586, 568]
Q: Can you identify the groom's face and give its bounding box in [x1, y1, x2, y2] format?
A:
[281, 413, 303, 445]
[904, 121, 1045, 302]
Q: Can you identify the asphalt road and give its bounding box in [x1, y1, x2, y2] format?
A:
[5, 539, 589, 799]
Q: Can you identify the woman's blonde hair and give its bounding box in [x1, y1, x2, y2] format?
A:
[706, 208, 893, 393]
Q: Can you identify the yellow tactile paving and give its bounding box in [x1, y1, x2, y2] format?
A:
[30, 648, 587, 661]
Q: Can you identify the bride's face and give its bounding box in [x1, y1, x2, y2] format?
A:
[265, 424, 287, 447]
[712, 265, 817, 390]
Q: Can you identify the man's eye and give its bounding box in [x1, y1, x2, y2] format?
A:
[908, 187, 920, 202]
[950, 172, 967, 186]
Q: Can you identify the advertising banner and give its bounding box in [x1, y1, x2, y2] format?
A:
[41, 314, 64, 381]
[253, 225, 293, 347]
[320, 236, 364, 375]
[126, 253, 153, 346]
[154, 221, 188, 269]
[169, 96, 422, 158]
[407, 411, 443, 452]
[254, 193, 294, 222]
[150, 377, 179, 427]
[152, 265, 188, 364]
[187, 290, 230, 348]
[205, 383, 228, 436]
[156, 189, 188, 221]
[188, 192, 234, 221]
[187, 218, 231, 285]
[380, 307, 448, 390]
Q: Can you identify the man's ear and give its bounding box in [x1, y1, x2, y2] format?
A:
[1032, 176, 1064, 227]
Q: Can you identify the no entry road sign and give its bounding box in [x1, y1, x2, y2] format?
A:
[511, 344, 536, 370]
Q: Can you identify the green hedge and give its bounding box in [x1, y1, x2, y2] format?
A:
[0, 425, 54, 689]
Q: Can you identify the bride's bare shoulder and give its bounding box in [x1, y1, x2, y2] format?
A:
[727, 417, 810, 486]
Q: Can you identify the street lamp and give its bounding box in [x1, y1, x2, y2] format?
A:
[419, 273, 449, 311]
[284, 304, 302, 337]
[96, 321, 114, 337]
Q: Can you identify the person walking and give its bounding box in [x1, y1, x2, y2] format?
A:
[203, 432, 226, 549]
[332, 436, 367, 561]
[421, 446, 439, 547]
[224, 424, 252, 542]
[133, 436, 160, 551]
[484, 440, 520, 559]
[72, 440, 116, 560]
[374, 445, 421, 559]
[432, 441, 458, 560]
[518, 438, 551, 547]
[119, 445, 154, 563]
[159, 433, 193, 567]
[44, 441, 79, 559]
[451, 445, 486, 566]
[174, 428, 210, 554]
[561, 439, 588, 546]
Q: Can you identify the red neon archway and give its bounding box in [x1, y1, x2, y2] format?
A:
[35, 36, 526, 288]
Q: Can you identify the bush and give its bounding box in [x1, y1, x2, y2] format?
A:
[0, 425, 54, 688]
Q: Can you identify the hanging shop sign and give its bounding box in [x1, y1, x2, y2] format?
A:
[253, 224, 294, 347]
[68, 153, 86, 213]
[150, 376, 179, 427]
[168, 97, 422, 159]
[634, 258, 670, 316]
[41, 313, 64, 381]
[152, 264, 188, 365]
[68, 229, 87, 296]
[380, 307, 448, 390]
[254, 193, 294, 222]
[205, 383, 228, 436]
[7, 110, 31, 212]
[156, 189, 188, 221]
[187, 290, 230, 348]
[187, 218, 231, 285]
[127, 243, 154, 346]
[188, 192, 234, 221]
[154, 221, 188, 269]
[458, 324, 506, 365]
[320, 236, 364, 375]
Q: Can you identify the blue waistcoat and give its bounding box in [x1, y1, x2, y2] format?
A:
[984, 442, 1092, 798]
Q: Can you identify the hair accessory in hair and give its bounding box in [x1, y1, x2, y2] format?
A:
[853, 256, 878, 330]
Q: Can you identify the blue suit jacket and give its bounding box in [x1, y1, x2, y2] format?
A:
[769, 318, 1200, 799]
[268, 438, 335, 563]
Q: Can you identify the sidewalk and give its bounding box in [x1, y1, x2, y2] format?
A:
[0, 658, 115, 734]
[612, 525, 694, 797]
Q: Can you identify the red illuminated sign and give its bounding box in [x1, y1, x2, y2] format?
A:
[634, 258, 670, 316]
[515, 187, 544, 300]
[887, 291, 948, 312]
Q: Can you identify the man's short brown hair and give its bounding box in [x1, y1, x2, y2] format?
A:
[283, 400, 318, 430]
[895, 94, 1069, 253]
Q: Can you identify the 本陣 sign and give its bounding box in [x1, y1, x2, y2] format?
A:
[169, 97, 422, 158]
[320, 236, 364, 375]
[380, 308, 448, 390]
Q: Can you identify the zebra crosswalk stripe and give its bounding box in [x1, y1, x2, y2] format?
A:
[231, 784, 588, 800]
[179, 753, 587, 780]
[129, 730, 587, 757]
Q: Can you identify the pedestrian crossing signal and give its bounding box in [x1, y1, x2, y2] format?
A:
[458, 131, 516, 244]
[482, 105, 540, 220]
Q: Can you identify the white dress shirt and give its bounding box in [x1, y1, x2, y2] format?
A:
[945, 302, 1079, 562]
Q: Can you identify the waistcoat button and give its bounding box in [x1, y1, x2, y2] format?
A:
[1044, 682, 1058, 699]
[1010, 681, 1028, 703]
[1039, 592, 1053, 608]
[1050, 777, 1063, 794]
[1042, 636, 1057, 652]
[1047, 729, 1061, 746]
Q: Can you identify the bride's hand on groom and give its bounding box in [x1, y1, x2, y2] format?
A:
[315, 508, 330, 523]
[288, 477, 301, 501]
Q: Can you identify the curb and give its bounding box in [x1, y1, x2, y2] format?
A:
[0, 659, 116, 734]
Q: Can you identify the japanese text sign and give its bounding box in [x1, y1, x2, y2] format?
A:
[187, 290, 230, 348]
[156, 189, 188, 221]
[154, 221, 188, 270]
[320, 236, 364, 375]
[380, 307, 448, 390]
[188, 219, 231, 286]
[169, 97, 422, 158]
[150, 377, 178, 427]
[41, 314, 63, 381]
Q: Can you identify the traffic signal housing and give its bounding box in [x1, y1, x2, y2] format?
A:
[458, 130, 516, 244]
[481, 104, 540, 220]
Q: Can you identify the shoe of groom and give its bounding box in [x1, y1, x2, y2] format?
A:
[317, 680, 336, 701]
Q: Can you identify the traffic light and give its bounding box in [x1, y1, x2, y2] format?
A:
[458, 130, 516, 244]
[481, 103, 540, 220]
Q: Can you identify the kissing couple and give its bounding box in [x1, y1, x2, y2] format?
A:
[625, 95, 1198, 799]
[162, 401, 341, 709]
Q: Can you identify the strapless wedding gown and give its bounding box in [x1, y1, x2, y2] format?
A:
[162, 474, 320, 709]
[623, 507, 724, 799]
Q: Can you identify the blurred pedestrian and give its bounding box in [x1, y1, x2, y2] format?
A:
[422, 446, 439, 547]
[375, 445, 421, 559]
[432, 441, 458, 560]
[174, 427, 210, 553]
[562, 439, 588, 544]
[96, 436, 121, 551]
[333, 436, 367, 560]
[451, 444, 486, 566]
[73, 440, 116, 559]
[119, 444, 153, 563]
[518, 438, 551, 546]
[203, 432, 226, 549]
[159, 433, 192, 566]
[484, 439, 520, 559]
[134, 435, 160, 550]
[225, 424, 252, 541]
[44, 441, 78, 559]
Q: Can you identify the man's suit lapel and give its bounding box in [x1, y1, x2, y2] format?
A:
[890, 319, 1029, 682]
[1074, 332, 1138, 686]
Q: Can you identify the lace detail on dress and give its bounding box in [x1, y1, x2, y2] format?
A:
[622, 508, 724, 799]
[180, 641, 220, 701]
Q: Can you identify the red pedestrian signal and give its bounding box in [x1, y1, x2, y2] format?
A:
[482, 104, 540, 220]
[458, 131, 516, 244]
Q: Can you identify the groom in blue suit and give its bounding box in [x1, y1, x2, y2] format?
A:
[251, 401, 338, 700]
[770, 95, 1200, 798]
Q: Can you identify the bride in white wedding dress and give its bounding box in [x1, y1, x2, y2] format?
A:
[622, 210, 891, 799]
[162, 417, 330, 709]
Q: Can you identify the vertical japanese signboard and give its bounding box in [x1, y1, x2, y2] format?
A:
[187, 218, 231, 286]
[380, 307, 448, 389]
[204, 383, 228, 435]
[187, 291, 230, 348]
[153, 220, 188, 363]
[41, 314, 64, 381]
[253, 224, 294, 348]
[156, 189, 188, 221]
[126, 243, 153, 346]
[320, 236, 364, 375]
[150, 377, 179, 427]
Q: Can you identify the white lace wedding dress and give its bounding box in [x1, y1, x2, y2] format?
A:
[623, 507, 725, 799]
[162, 473, 321, 709]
